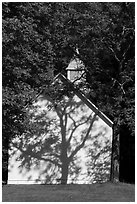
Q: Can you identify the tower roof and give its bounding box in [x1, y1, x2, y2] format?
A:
[66, 57, 85, 71]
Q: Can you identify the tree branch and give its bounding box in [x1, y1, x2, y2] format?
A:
[72, 71, 86, 84]
[62, 98, 73, 114]
[104, 36, 134, 73]
[120, 37, 134, 71]
[68, 114, 77, 128]
[67, 113, 93, 145]
[64, 113, 68, 128]
[40, 157, 61, 168]
[112, 78, 125, 95]
[43, 152, 60, 159]
[108, 46, 120, 63]
[67, 127, 77, 145]
[68, 114, 97, 162]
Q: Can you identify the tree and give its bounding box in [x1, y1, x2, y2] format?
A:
[2, 2, 55, 181]
[3, 2, 134, 183]
[79, 3, 135, 181]
[55, 2, 135, 181]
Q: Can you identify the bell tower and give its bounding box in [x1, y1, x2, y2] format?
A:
[66, 49, 85, 84]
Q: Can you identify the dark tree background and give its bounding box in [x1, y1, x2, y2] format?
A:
[2, 2, 135, 183]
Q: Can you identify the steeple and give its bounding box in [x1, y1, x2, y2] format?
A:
[66, 48, 85, 84]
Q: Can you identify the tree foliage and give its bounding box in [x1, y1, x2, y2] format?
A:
[2, 2, 135, 182]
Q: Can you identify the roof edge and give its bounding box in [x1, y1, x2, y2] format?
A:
[24, 73, 113, 128]
[57, 73, 113, 128]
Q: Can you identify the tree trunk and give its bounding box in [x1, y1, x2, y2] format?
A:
[119, 124, 135, 183]
[60, 136, 69, 184]
[61, 160, 69, 184]
[110, 124, 120, 182]
[60, 116, 69, 184]
[2, 136, 9, 184]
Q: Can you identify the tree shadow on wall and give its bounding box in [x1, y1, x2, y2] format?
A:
[85, 133, 112, 183]
[9, 90, 112, 184]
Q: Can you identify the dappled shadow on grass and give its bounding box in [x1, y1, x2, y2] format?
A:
[2, 182, 135, 202]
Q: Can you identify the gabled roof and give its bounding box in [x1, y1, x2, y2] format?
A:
[25, 73, 113, 128]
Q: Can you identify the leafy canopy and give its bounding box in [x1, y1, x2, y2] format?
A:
[2, 2, 134, 144]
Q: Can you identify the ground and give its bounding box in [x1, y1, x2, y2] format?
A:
[2, 182, 135, 202]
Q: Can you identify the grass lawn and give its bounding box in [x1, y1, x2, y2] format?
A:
[2, 182, 135, 202]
